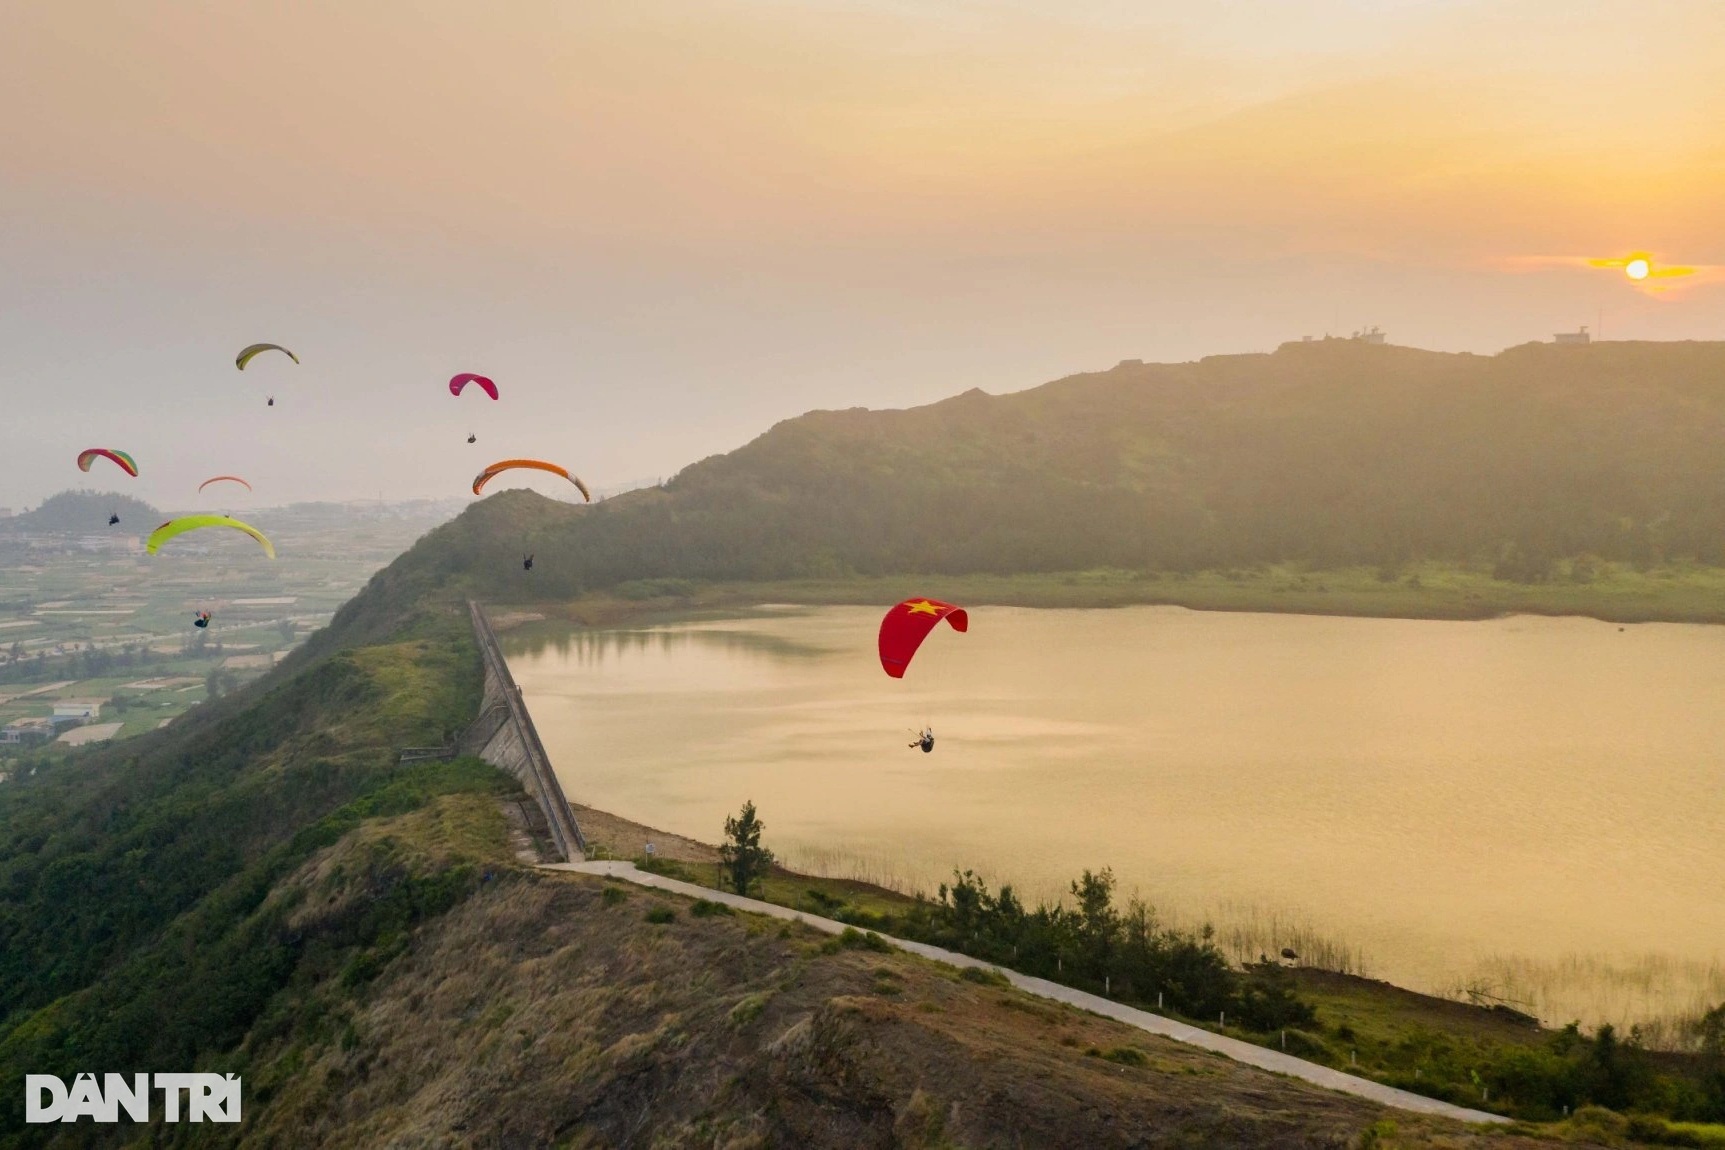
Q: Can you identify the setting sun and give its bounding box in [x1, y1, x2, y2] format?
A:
[1626, 257, 1651, 281]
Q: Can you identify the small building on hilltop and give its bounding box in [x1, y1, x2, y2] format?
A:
[1554, 326, 1591, 345]
[1352, 326, 1387, 345]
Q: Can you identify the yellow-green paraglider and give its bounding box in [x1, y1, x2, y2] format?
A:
[146, 515, 276, 559]
[235, 343, 299, 370]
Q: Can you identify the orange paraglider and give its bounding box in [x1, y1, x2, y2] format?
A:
[471, 459, 591, 501]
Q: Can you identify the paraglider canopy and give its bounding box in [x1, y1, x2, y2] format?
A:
[449, 373, 499, 400]
[77, 448, 138, 477]
[472, 459, 591, 501]
[198, 475, 253, 494]
[235, 343, 299, 370]
[878, 598, 968, 679]
[147, 516, 276, 560]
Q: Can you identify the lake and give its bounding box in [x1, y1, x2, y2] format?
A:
[505, 604, 1725, 1034]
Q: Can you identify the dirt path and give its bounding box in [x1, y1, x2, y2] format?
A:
[543, 858, 1512, 1128]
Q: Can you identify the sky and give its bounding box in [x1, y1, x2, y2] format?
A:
[3, 0, 1723, 508]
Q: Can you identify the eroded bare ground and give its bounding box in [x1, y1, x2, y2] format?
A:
[573, 802, 722, 865]
[242, 870, 1604, 1149]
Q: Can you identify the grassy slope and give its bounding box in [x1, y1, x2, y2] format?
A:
[240, 867, 1600, 1150]
[0, 579, 495, 1142]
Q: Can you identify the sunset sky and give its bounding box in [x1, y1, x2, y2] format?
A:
[4, 0, 1722, 507]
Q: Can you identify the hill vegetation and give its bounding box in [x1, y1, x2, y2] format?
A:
[386, 341, 1725, 601]
[4, 489, 161, 534]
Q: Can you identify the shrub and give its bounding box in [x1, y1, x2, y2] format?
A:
[690, 898, 734, 918]
[729, 993, 770, 1027]
[645, 906, 675, 924]
[836, 927, 892, 953]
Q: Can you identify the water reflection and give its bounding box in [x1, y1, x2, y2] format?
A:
[504, 620, 834, 665]
[509, 604, 1725, 1034]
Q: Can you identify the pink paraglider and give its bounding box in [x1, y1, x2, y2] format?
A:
[449, 373, 499, 400]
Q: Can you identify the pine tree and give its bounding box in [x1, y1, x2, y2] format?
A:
[720, 800, 774, 897]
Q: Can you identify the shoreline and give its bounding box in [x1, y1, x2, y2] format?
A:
[486, 561, 1725, 631]
[567, 799, 1543, 1034]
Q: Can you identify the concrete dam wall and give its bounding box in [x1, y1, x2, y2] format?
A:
[462, 600, 586, 861]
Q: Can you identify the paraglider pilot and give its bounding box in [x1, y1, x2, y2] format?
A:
[910, 727, 935, 753]
[108, 513, 120, 526]
[194, 611, 211, 629]
[467, 433, 477, 444]
[522, 553, 534, 572]
[267, 395, 275, 407]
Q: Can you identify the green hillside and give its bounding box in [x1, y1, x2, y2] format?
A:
[5, 490, 162, 534]
[388, 341, 1725, 601]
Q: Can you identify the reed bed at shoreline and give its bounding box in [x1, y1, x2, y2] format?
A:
[773, 841, 1721, 1045]
[1455, 953, 1725, 1050]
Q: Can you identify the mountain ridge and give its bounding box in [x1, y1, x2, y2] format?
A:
[391, 339, 1725, 602]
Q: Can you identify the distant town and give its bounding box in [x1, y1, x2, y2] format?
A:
[0, 499, 462, 773]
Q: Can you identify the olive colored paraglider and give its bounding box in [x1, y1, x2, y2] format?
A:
[235, 343, 299, 370]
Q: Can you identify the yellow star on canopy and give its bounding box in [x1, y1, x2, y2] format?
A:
[905, 599, 942, 616]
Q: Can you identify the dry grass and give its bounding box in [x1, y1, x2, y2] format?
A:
[238, 867, 1613, 1149]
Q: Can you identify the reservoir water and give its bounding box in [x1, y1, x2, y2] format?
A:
[505, 605, 1725, 1033]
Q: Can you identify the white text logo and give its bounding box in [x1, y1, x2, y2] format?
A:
[25, 1073, 241, 1123]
